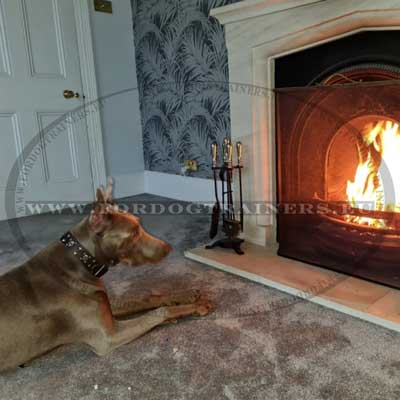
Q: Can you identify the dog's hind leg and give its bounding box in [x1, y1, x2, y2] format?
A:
[111, 290, 201, 319]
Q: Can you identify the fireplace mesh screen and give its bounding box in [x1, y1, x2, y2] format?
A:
[275, 82, 400, 288]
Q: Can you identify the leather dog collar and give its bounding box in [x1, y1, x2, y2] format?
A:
[60, 231, 109, 278]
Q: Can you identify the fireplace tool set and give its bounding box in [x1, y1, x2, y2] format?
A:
[206, 138, 245, 255]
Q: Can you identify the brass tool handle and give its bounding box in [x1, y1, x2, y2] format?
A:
[223, 138, 232, 164]
[236, 141, 243, 166]
[63, 90, 80, 99]
[227, 143, 233, 168]
[211, 143, 218, 168]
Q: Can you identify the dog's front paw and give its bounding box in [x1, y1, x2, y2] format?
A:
[194, 301, 214, 317]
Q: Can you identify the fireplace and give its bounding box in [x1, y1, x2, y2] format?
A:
[184, 0, 400, 330]
[208, 1, 400, 288]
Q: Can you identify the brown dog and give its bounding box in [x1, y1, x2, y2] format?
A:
[0, 180, 212, 372]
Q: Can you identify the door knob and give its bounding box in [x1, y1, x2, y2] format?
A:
[63, 90, 80, 99]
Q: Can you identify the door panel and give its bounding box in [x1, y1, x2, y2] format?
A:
[22, 0, 66, 78]
[0, 1, 11, 76]
[0, 113, 23, 188]
[37, 112, 79, 183]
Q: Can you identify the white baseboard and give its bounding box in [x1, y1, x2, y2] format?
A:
[111, 171, 216, 202]
[144, 170, 218, 203]
[112, 171, 145, 199]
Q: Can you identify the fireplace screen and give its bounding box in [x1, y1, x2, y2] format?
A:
[276, 82, 400, 288]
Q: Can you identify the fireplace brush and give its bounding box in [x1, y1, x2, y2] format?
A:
[206, 138, 245, 255]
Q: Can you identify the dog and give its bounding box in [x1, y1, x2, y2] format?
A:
[0, 180, 212, 372]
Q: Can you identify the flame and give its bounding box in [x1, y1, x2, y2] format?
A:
[346, 120, 400, 228]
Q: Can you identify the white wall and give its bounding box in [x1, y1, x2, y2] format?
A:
[87, 0, 220, 203]
[89, 0, 144, 197]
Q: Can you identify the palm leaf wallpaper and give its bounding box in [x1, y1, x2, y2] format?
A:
[131, 0, 242, 178]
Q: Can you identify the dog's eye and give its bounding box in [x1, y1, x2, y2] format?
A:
[131, 228, 139, 239]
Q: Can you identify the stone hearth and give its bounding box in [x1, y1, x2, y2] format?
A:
[185, 244, 400, 333]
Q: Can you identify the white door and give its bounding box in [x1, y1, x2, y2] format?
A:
[0, 0, 94, 220]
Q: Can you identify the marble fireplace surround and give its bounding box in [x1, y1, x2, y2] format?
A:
[185, 1, 400, 332]
[210, 0, 400, 247]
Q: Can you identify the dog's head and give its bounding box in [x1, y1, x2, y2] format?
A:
[88, 179, 171, 266]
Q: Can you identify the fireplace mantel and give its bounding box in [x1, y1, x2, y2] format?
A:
[211, 0, 400, 247]
[210, 0, 322, 25]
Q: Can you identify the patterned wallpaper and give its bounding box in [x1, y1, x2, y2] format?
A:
[131, 0, 241, 178]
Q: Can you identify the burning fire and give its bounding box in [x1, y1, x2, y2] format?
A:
[346, 120, 400, 228]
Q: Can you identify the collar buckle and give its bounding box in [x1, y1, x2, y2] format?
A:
[93, 264, 109, 278]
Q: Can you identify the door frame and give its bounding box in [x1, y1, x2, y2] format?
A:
[73, 0, 107, 194]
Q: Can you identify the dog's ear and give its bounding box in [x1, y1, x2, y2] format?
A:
[104, 177, 114, 203]
[96, 187, 107, 204]
[95, 178, 113, 205]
